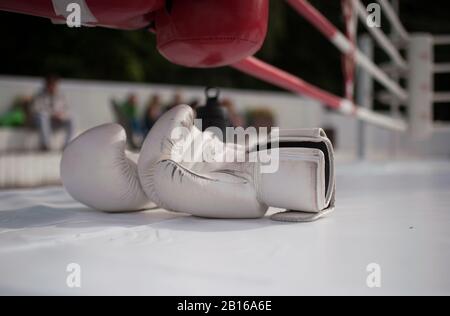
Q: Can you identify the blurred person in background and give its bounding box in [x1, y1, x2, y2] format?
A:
[111, 93, 142, 149]
[246, 108, 275, 131]
[188, 98, 200, 112]
[221, 98, 244, 128]
[165, 91, 184, 111]
[143, 94, 162, 135]
[32, 75, 74, 151]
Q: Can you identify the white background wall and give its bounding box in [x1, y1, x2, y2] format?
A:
[0, 75, 323, 130]
[1, 75, 449, 160]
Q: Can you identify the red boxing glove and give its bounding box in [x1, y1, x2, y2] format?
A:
[0, 0, 164, 29]
[155, 0, 269, 68]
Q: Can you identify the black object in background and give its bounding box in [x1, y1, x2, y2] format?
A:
[196, 87, 231, 135]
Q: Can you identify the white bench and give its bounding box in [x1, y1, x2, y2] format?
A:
[0, 151, 61, 188]
[0, 128, 66, 152]
[0, 128, 65, 188]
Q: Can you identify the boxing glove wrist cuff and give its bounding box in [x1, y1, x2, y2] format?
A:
[253, 128, 336, 222]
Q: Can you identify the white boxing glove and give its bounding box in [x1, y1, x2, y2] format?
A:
[61, 124, 155, 212]
[138, 105, 335, 222]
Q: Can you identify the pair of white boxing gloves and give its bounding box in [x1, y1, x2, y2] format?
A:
[61, 105, 335, 222]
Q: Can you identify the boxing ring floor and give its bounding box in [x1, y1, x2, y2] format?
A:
[0, 160, 449, 295]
